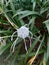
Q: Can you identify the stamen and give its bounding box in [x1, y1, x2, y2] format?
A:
[10, 37, 18, 53]
[11, 31, 17, 41]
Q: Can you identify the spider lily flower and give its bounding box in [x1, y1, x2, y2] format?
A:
[11, 25, 33, 53]
[17, 26, 29, 39]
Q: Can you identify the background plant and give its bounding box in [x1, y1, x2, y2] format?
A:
[0, 0, 49, 65]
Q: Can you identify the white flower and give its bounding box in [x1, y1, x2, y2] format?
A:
[17, 26, 29, 39]
[11, 25, 33, 53]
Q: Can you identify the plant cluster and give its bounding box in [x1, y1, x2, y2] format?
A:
[0, 0, 49, 65]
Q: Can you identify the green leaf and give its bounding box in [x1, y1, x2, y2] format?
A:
[47, 36, 49, 60]
[24, 36, 40, 63]
[0, 42, 11, 55]
[46, 58, 49, 65]
[13, 10, 39, 19]
[33, 1, 36, 10]
[29, 17, 36, 31]
[43, 52, 47, 64]
[20, 11, 39, 19]
[34, 36, 44, 58]
[44, 19, 49, 33]
[9, 0, 16, 14]
[18, 49, 44, 59]
[9, 44, 22, 65]
[19, 19, 25, 26]
[40, 7, 49, 14]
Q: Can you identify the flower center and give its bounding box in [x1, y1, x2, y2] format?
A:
[17, 26, 29, 39]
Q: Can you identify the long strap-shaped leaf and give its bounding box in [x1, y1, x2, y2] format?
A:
[47, 36, 49, 60]
[28, 36, 45, 65]
[0, 7, 18, 29]
[24, 36, 40, 63]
